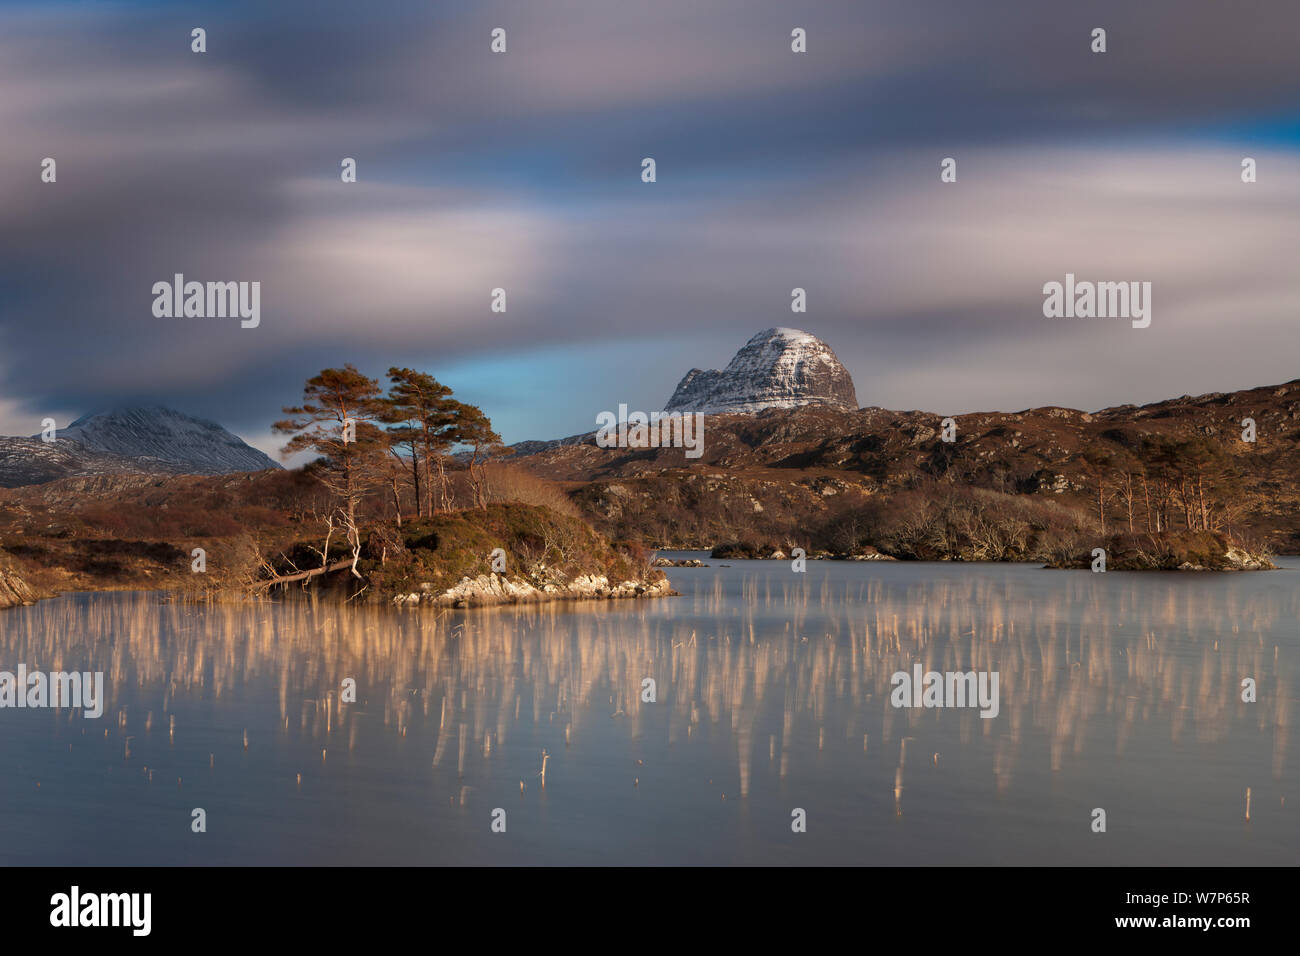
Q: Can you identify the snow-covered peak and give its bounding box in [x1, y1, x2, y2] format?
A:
[761, 327, 818, 344]
[44, 406, 279, 475]
[665, 328, 858, 415]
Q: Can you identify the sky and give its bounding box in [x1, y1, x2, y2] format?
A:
[1, 0, 1297, 458]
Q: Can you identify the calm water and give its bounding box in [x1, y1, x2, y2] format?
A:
[1, 556, 1296, 865]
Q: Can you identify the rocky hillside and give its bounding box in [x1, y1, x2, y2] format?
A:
[664, 328, 858, 414]
[0, 437, 146, 487]
[510, 379, 1300, 555]
[0, 549, 44, 608]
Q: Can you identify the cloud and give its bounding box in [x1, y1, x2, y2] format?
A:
[0, 0, 1297, 446]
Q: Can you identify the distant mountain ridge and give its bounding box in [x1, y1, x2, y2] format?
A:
[507, 377, 1300, 552]
[505, 328, 859, 458]
[0, 406, 280, 488]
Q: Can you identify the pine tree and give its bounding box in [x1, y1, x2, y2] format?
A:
[274, 365, 384, 576]
[380, 368, 454, 517]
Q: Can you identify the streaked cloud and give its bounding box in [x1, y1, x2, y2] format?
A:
[0, 0, 1296, 451]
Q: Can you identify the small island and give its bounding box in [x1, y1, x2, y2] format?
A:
[0, 366, 670, 610]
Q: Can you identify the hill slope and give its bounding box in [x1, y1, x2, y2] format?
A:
[509, 379, 1300, 554]
[0, 406, 280, 487]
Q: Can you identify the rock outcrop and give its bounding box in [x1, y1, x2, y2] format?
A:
[0, 559, 41, 609]
[665, 328, 858, 415]
[394, 572, 675, 608]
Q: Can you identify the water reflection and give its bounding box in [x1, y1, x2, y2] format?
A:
[0, 558, 1295, 864]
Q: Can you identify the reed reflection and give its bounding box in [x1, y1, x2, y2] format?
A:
[3, 565, 1290, 814]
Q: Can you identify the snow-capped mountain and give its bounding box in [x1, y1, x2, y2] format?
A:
[664, 328, 858, 414]
[55, 407, 279, 473]
[0, 436, 145, 488]
[0, 406, 279, 487]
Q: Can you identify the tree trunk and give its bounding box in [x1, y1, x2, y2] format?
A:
[1196, 474, 1208, 531]
[422, 449, 434, 517]
[436, 457, 452, 511]
[251, 558, 353, 591]
[411, 454, 422, 518]
[1096, 477, 1106, 536]
[1141, 474, 1153, 533]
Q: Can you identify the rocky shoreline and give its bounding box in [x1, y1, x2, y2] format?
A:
[709, 543, 897, 562]
[1045, 537, 1275, 572]
[393, 572, 675, 608]
[0, 500, 679, 612]
[0, 564, 675, 612]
